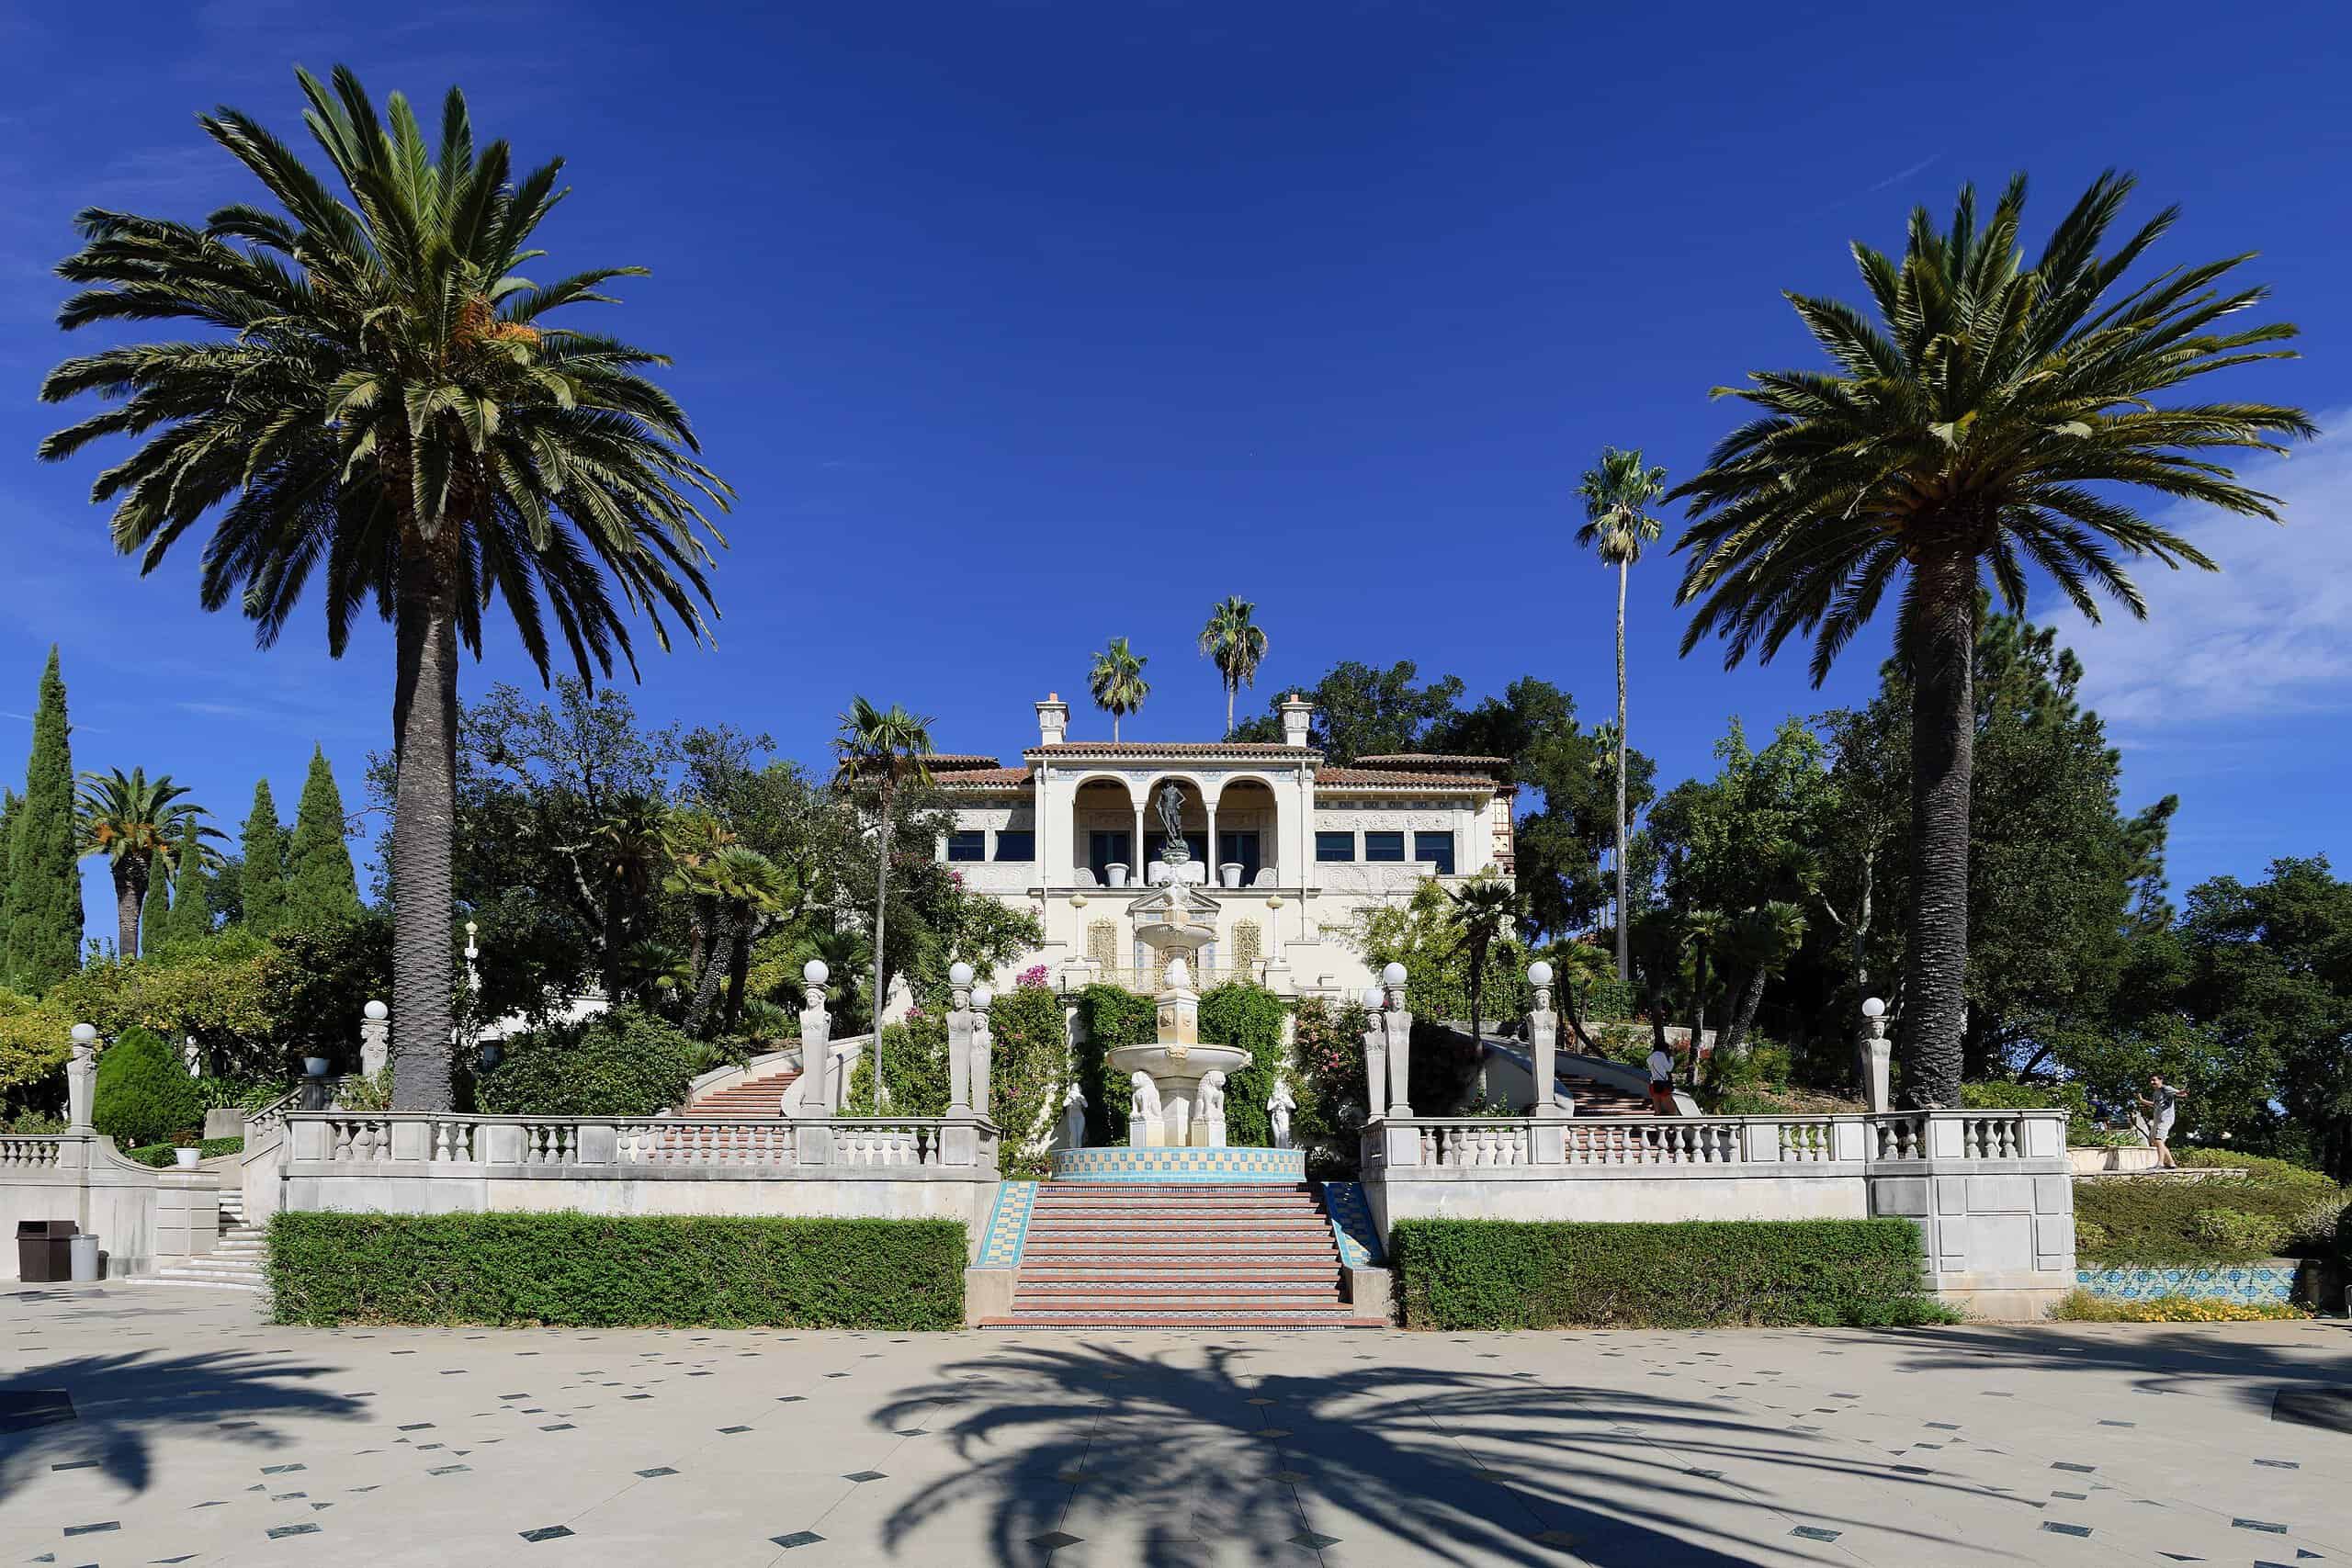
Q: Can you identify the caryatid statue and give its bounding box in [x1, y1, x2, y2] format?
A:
[1267, 1074, 1297, 1150]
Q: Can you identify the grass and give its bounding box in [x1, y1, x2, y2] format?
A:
[2049, 1289, 2304, 1324]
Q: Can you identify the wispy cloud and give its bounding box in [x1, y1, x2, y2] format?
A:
[2033, 410, 2352, 736]
[1865, 153, 1940, 194]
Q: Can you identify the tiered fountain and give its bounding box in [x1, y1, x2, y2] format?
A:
[1108, 874, 1249, 1146]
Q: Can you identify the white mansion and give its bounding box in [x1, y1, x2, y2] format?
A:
[933, 692, 1515, 997]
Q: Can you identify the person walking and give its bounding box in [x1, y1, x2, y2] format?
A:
[1647, 1043, 1679, 1117]
[2136, 1074, 2186, 1168]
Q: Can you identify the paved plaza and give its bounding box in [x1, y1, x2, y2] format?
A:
[3, 1285, 2347, 1567]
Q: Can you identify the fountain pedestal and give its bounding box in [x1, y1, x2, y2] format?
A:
[1111, 875, 1246, 1148]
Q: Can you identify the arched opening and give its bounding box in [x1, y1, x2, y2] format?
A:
[1138, 775, 1212, 880]
[1069, 776, 1137, 886]
[1210, 776, 1279, 888]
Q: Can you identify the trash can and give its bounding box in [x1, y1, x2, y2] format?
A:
[16, 1219, 78, 1282]
[68, 1234, 101, 1282]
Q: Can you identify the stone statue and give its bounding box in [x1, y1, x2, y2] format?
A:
[1267, 1075, 1295, 1149]
[1196, 1070, 1226, 1122]
[1155, 781, 1187, 856]
[66, 1031, 96, 1132]
[1129, 1071, 1161, 1126]
[1060, 1080, 1087, 1151]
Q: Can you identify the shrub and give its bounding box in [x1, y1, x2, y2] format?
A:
[843, 1013, 950, 1114]
[475, 1005, 700, 1117]
[2177, 1149, 2338, 1191]
[1291, 995, 1370, 1178]
[2074, 1171, 2344, 1266]
[1198, 982, 1287, 1146]
[92, 1026, 203, 1146]
[1962, 1077, 2091, 1126]
[2184, 1208, 2291, 1258]
[2338, 1202, 2352, 1272]
[1389, 1218, 1950, 1330]
[987, 979, 1069, 1177]
[266, 1211, 966, 1329]
[2285, 1197, 2348, 1257]
[1074, 986, 1155, 1145]
[2049, 1289, 2302, 1324]
[126, 1136, 244, 1167]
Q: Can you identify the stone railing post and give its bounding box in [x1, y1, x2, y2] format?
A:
[945, 963, 976, 1113]
[574, 1120, 618, 1165]
[289, 1117, 333, 1162]
[970, 985, 996, 1117]
[797, 961, 832, 1117]
[67, 1023, 97, 1132]
[1860, 997, 1892, 1111]
[1380, 964, 1415, 1117]
[1359, 986, 1387, 1121]
[360, 999, 390, 1078]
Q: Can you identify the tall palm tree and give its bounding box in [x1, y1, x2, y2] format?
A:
[662, 817, 788, 1038]
[832, 696, 934, 1105]
[1670, 172, 2312, 1108]
[1445, 875, 1520, 1098]
[1196, 597, 1269, 738]
[39, 68, 732, 1110]
[1087, 637, 1149, 741]
[1716, 900, 1809, 1059]
[75, 768, 222, 960]
[1576, 447, 1668, 985]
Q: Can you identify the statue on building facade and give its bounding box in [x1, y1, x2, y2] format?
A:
[1155, 780, 1187, 858]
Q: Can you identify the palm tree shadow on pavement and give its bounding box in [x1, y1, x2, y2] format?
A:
[1879, 1319, 2352, 1418]
[868, 1340, 2052, 1567]
[0, 1343, 366, 1504]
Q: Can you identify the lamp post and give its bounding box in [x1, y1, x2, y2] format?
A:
[798, 960, 832, 1115]
[1860, 996, 1892, 1113]
[947, 962, 976, 1113]
[1527, 961, 1565, 1120]
[1381, 963, 1415, 1117]
[67, 1022, 97, 1132]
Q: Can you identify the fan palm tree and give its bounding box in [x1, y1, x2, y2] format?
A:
[1576, 448, 1668, 985]
[1196, 596, 1269, 738]
[1445, 876, 1521, 1095]
[1671, 172, 2312, 1107]
[663, 822, 789, 1038]
[38, 67, 732, 1110]
[75, 768, 223, 960]
[832, 696, 935, 1104]
[564, 789, 670, 1000]
[1715, 900, 1809, 1059]
[1087, 637, 1149, 741]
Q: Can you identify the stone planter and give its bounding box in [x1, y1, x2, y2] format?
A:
[1219, 863, 1244, 888]
[173, 1146, 200, 1169]
[1104, 863, 1128, 889]
[303, 1056, 332, 1078]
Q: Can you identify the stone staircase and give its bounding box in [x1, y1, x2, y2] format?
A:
[1558, 1070, 1654, 1117]
[982, 1182, 1386, 1330]
[151, 1221, 269, 1294]
[684, 1065, 801, 1117]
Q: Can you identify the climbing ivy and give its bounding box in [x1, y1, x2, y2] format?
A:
[988, 976, 1067, 1178]
[1198, 982, 1286, 1146]
[1074, 985, 1155, 1145]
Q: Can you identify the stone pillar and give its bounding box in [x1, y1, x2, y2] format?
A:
[797, 962, 832, 1117]
[1359, 987, 1387, 1122]
[1526, 964, 1565, 1120]
[945, 971, 975, 1113]
[1381, 965, 1415, 1117]
[155, 1170, 219, 1260]
[971, 987, 996, 1119]
[66, 1024, 97, 1132]
[359, 1000, 390, 1078]
[1860, 1000, 1893, 1113]
[1132, 800, 1147, 889]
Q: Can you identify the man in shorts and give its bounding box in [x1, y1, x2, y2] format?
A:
[2136, 1074, 2185, 1168]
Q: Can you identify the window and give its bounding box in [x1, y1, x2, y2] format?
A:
[1364, 831, 1406, 863]
[1316, 831, 1355, 863]
[945, 829, 986, 863]
[1414, 831, 1455, 875]
[995, 829, 1035, 862]
[1088, 830, 1132, 880]
[1216, 831, 1261, 881]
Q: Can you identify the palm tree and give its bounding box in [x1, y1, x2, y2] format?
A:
[662, 816, 788, 1038]
[75, 768, 222, 960]
[565, 789, 670, 1000]
[1716, 900, 1809, 1059]
[38, 68, 731, 1111]
[1087, 637, 1149, 741]
[1670, 173, 2312, 1108]
[1445, 875, 1520, 1098]
[832, 696, 935, 1105]
[1196, 597, 1269, 738]
[1576, 448, 1668, 985]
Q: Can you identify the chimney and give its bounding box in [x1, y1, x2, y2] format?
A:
[1036, 692, 1069, 747]
[1279, 692, 1314, 749]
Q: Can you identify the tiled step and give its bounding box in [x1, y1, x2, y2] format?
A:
[983, 1312, 1387, 1329]
[683, 1070, 801, 1116]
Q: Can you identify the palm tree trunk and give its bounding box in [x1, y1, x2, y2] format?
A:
[1112, 714, 1120, 743]
[1900, 547, 1974, 1109]
[1723, 965, 1768, 1058]
[686, 910, 734, 1037]
[1613, 558, 1631, 982]
[390, 557, 458, 1111]
[870, 780, 893, 1106]
[1225, 681, 1235, 739]
[115, 863, 143, 962]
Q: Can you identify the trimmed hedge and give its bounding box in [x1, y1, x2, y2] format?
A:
[2075, 1168, 2347, 1266]
[127, 1135, 243, 1167]
[1390, 1218, 1949, 1329]
[476, 1005, 700, 1117]
[267, 1211, 967, 1329]
[93, 1025, 203, 1145]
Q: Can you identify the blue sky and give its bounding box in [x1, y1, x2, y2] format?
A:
[2, 2, 2346, 941]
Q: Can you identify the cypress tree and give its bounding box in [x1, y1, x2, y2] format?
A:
[5, 647, 83, 993]
[163, 817, 213, 948]
[284, 745, 361, 929]
[0, 789, 17, 976]
[141, 863, 170, 955]
[239, 778, 287, 936]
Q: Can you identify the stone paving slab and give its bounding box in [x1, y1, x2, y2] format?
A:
[2, 1282, 2347, 1566]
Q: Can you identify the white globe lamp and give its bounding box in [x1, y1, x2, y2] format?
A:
[1527, 961, 1553, 987]
[1381, 962, 1408, 988]
[803, 959, 828, 987]
[364, 999, 389, 1022]
[1861, 996, 1886, 1020]
[72, 1022, 97, 1046]
[972, 985, 996, 1010]
[948, 961, 975, 989]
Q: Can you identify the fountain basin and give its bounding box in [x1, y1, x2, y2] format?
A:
[1107, 1042, 1249, 1147]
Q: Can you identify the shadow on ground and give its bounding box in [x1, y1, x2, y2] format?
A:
[1880, 1318, 2352, 1417]
[0, 1334, 365, 1503]
[870, 1339, 2063, 1567]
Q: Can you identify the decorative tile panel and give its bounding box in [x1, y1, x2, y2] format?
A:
[2075, 1262, 2298, 1304]
[978, 1180, 1039, 1267]
[1320, 1180, 1384, 1267]
[1048, 1146, 1307, 1182]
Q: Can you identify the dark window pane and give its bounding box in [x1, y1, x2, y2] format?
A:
[1217, 832, 1261, 880]
[1088, 831, 1131, 879]
[1315, 831, 1354, 863]
[1414, 831, 1455, 875]
[1364, 831, 1406, 863]
[946, 829, 986, 862]
[995, 829, 1035, 862]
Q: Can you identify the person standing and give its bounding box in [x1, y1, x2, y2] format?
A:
[1647, 1043, 1679, 1117]
[2136, 1075, 2185, 1168]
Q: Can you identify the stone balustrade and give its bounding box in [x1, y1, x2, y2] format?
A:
[0, 1135, 67, 1170]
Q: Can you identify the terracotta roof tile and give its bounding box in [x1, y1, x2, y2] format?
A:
[1351, 752, 1509, 772]
[924, 753, 1005, 772]
[1316, 767, 1499, 790]
[935, 766, 1033, 787]
[1021, 741, 1317, 758]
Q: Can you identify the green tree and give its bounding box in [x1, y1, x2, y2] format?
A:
[92, 1024, 202, 1146]
[6, 648, 82, 993]
[239, 780, 288, 937]
[1234, 660, 1465, 761]
[1087, 637, 1150, 741]
[284, 746, 362, 930]
[1445, 875, 1520, 1084]
[1670, 173, 2312, 1107]
[162, 817, 217, 949]
[76, 767, 219, 962]
[40, 67, 733, 1111]
[141, 863, 171, 954]
[831, 697, 935, 1103]
[662, 816, 790, 1038]
[0, 788, 17, 960]
[1576, 446, 1668, 980]
[1197, 596, 1269, 739]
